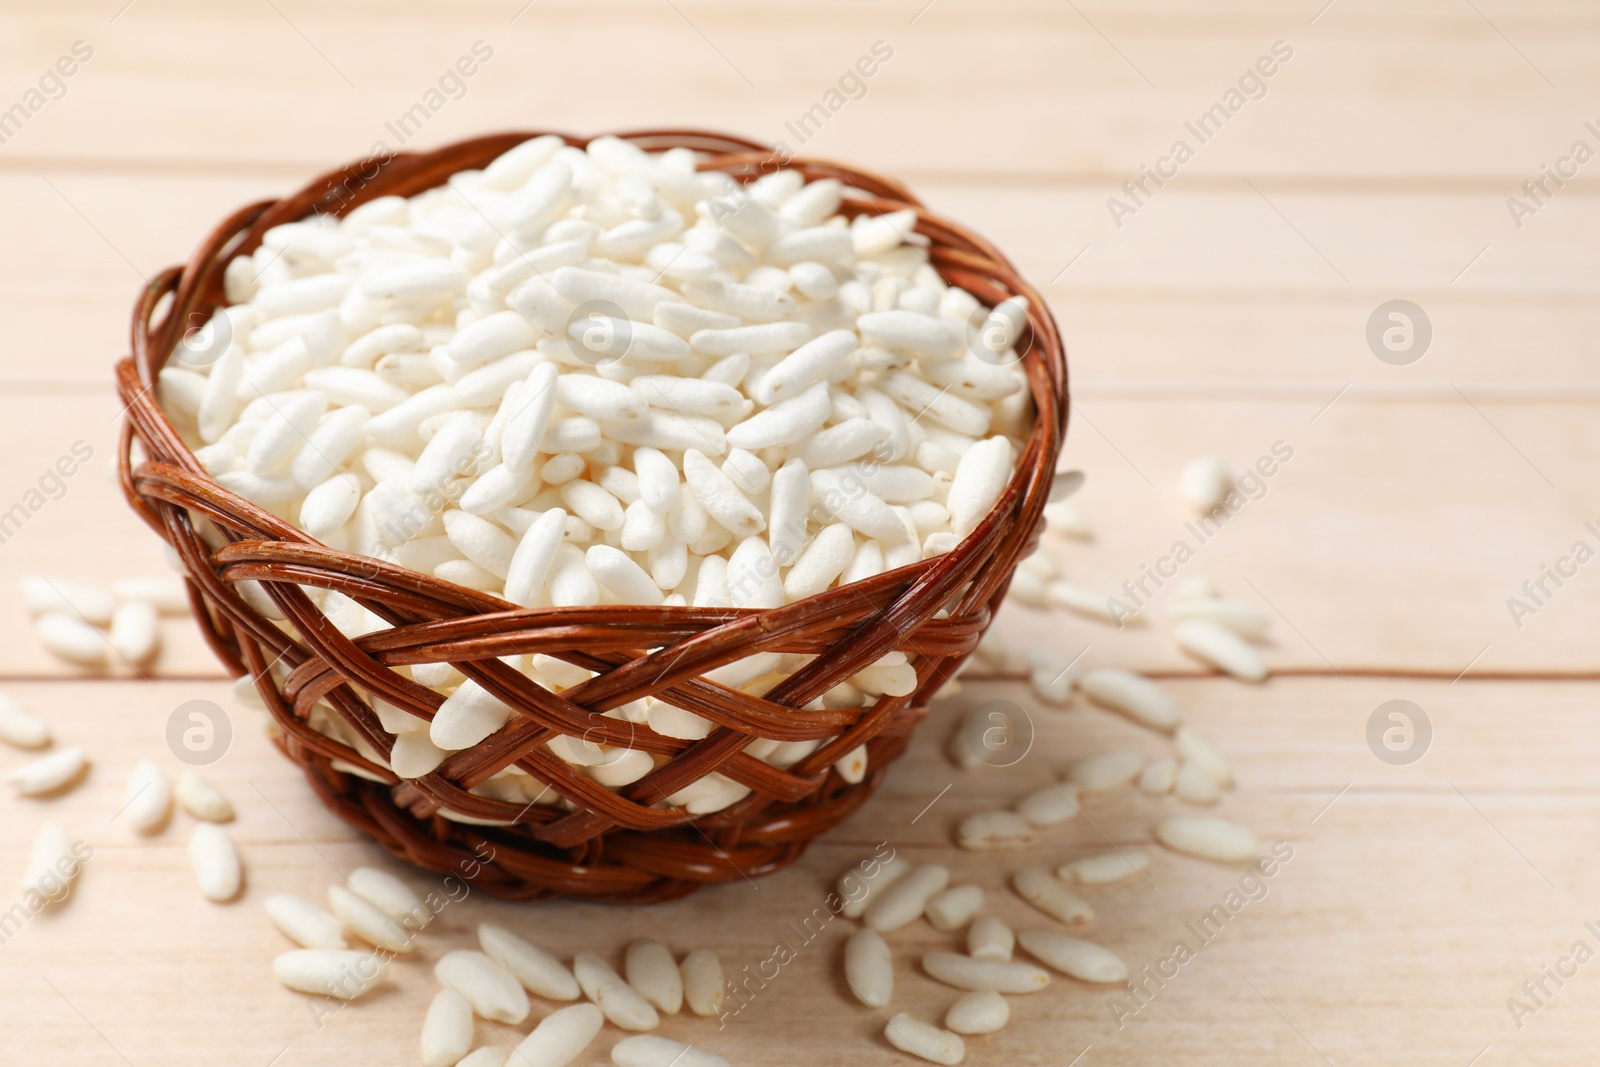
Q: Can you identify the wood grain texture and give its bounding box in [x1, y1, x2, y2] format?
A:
[2, 1, 1598, 182]
[0, 0, 1592, 1063]
[1, 678, 1595, 1066]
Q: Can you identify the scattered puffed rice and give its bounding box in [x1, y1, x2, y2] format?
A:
[34, 613, 109, 668]
[1059, 850, 1150, 886]
[1174, 762, 1222, 805]
[1025, 647, 1076, 705]
[955, 811, 1039, 851]
[188, 823, 242, 902]
[437, 950, 530, 1024]
[925, 884, 985, 931]
[122, 759, 171, 835]
[1170, 596, 1269, 639]
[0, 695, 50, 750]
[921, 951, 1050, 994]
[1015, 782, 1080, 828]
[422, 989, 475, 1067]
[173, 770, 235, 822]
[108, 600, 160, 666]
[111, 576, 192, 615]
[274, 949, 386, 1000]
[21, 820, 83, 902]
[680, 948, 726, 1018]
[348, 867, 430, 930]
[1156, 816, 1260, 862]
[885, 1012, 965, 1065]
[1173, 619, 1268, 682]
[1180, 455, 1231, 514]
[1175, 726, 1234, 787]
[1077, 668, 1181, 732]
[1176, 576, 1220, 599]
[946, 711, 983, 771]
[481, 923, 580, 1001]
[1016, 930, 1128, 983]
[1043, 499, 1091, 540]
[7, 746, 88, 797]
[1006, 569, 1049, 608]
[1046, 580, 1125, 624]
[1067, 750, 1143, 793]
[456, 1050, 510, 1067]
[611, 1035, 732, 1067]
[845, 928, 893, 1008]
[330, 885, 414, 953]
[945, 989, 1009, 1035]
[838, 853, 911, 920]
[264, 893, 347, 950]
[967, 916, 1015, 962]
[22, 577, 116, 625]
[1048, 469, 1085, 503]
[624, 940, 683, 1015]
[1137, 757, 1178, 796]
[972, 629, 1010, 671]
[864, 865, 950, 933]
[508, 1003, 603, 1067]
[1012, 868, 1093, 925]
[574, 951, 660, 1032]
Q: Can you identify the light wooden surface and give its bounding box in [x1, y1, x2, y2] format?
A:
[1, 2, 1595, 1064]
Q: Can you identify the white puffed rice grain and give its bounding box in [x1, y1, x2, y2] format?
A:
[1155, 816, 1259, 862]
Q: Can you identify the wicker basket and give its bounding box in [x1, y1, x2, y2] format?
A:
[115, 129, 1068, 902]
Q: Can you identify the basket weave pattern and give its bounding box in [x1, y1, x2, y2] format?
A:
[115, 130, 1069, 902]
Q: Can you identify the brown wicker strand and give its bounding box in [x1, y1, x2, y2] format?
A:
[116, 129, 1069, 902]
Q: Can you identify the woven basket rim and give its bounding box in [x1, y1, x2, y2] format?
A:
[115, 128, 1070, 902]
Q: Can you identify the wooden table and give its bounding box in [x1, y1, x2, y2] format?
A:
[1, 2, 1595, 1064]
